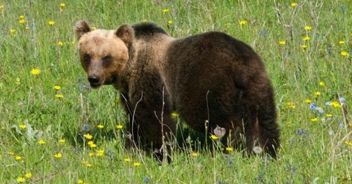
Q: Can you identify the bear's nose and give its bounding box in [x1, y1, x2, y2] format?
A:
[88, 75, 100, 84]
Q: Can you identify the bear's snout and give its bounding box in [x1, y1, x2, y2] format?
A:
[88, 75, 101, 88]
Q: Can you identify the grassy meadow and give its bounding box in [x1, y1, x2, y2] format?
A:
[1, 0, 352, 183]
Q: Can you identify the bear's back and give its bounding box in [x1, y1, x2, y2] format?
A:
[132, 22, 168, 39]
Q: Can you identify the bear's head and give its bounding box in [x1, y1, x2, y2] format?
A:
[75, 20, 134, 88]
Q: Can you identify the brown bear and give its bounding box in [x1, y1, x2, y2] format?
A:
[75, 20, 280, 159]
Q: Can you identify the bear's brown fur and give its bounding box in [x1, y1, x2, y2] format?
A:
[75, 21, 280, 158]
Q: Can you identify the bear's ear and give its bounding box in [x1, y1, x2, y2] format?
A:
[75, 20, 91, 40]
[115, 24, 134, 47]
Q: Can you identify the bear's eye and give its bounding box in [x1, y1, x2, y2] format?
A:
[83, 54, 91, 63]
[102, 55, 112, 66]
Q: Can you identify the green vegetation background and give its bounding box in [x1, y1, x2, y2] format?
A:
[0, 0, 351, 183]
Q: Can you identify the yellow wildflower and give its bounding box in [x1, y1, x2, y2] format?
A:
[167, 20, 173, 25]
[97, 124, 104, 129]
[331, 101, 341, 108]
[210, 134, 219, 141]
[225, 147, 233, 152]
[239, 20, 248, 26]
[24, 172, 32, 179]
[124, 157, 131, 162]
[304, 26, 312, 32]
[16, 176, 26, 183]
[319, 81, 325, 87]
[304, 99, 312, 104]
[55, 94, 64, 99]
[0, 5, 4, 11]
[300, 44, 308, 49]
[290, 2, 298, 8]
[48, 20, 55, 26]
[338, 40, 345, 45]
[77, 179, 84, 184]
[88, 152, 95, 157]
[54, 152, 63, 159]
[96, 149, 104, 157]
[116, 124, 123, 129]
[286, 102, 296, 109]
[325, 114, 333, 118]
[15, 155, 22, 161]
[58, 139, 65, 144]
[87, 141, 97, 148]
[345, 141, 352, 147]
[133, 162, 141, 167]
[83, 133, 93, 140]
[278, 40, 286, 46]
[171, 111, 179, 119]
[303, 35, 311, 41]
[57, 41, 64, 46]
[340, 51, 349, 57]
[19, 19, 26, 24]
[310, 117, 319, 123]
[31, 68, 41, 75]
[9, 28, 17, 36]
[37, 139, 46, 145]
[53, 85, 61, 90]
[191, 152, 199, 157]
[162, 8, 170, 14]
[60, 3, 65, 11]
[314, 91, 321, 97]
[19, 123, 27, 129]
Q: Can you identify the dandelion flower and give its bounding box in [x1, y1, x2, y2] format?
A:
[18, 19, 26, 24]
[191, 152, 199, 157]
[225, 147, 233, 152]
[57, 41, 64, 47]
[133, 162, 141, 167]
[162, 8, 170, 14]
[83, 133, 93, 140]
[304, 26, 312, 32]
[124, 157, 131, 162]
[87, 141, 96, 148]
[171, 111, 179, 119]
[89, 152, 95, 157]
[345, 141, 352, 147]
[97, 124, 104, 129]
[319, 81, 325, 87]
[304, 99, 312, 104]
[303, 35, 311, 41]
[55, 94, 64, 99]
[340, 51, 349, 57]
[31, 68, 41, 75]
[9, 28, 17, 36]
[48, 20, 55, 26]
[325, 114, 333, 118]
[331, 101, 341, 108]
[286, 102, 296, 109]
[338, 40, 345, 45]
[314, 91, 321, 97]
[37, 139, 46, 145]
[116, 124, 123, 129]
[58, 139, 65, 144]
[290, 2, 298, 8]
[77, 179, 85, 184]
[210, 134, 219, 141]
[310, 117, 319, 123]
[24, 172, 32, 179]
[278, 40, 286, 46]
[19, 123, 27, 129]
[96, 149, 104, 157]
[15, 155, 23, 161]
[54, 152, 62, 159]
[16, 176, 26, 183]
[239, 20, 248, 26]
[53, 85, 61, 90]
[59, 3, 65, 11]
[300, 44, 308, 50]
[167, 20, 173, 25]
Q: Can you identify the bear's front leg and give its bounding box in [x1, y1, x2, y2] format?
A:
[126, 90, 176, 162]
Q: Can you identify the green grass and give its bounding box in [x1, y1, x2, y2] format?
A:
[1, 0, 352, 183]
